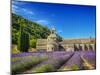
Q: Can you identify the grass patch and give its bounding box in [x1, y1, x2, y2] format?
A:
[33, 64, 54, 73]
[71, 64, 79, 70]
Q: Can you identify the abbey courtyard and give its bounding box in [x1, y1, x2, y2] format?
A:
[36, 28, 95, 52]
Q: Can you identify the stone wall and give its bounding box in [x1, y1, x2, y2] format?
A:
[62, 38, 95, 44]
[36, 38, 96, 52]
[60, 43, 95, 52]
[36, 39, 47, 51]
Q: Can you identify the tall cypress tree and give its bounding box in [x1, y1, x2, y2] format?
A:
[18, 19, 30, 52]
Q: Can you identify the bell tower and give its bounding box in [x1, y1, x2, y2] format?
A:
[47, 27, 59, 51]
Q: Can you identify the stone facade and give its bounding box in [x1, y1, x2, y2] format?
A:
[36, 39, 47, 51]
[59, 39, 95, 51]
[47, 28, 59, 51]
[36, 28, 96, 52]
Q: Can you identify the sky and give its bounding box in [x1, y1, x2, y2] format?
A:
[12, 0, 96, 39]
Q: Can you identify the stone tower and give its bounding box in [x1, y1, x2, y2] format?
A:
[47, 28, 59, 52]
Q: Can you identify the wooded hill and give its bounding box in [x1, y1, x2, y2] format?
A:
[12, 13, 62, 48]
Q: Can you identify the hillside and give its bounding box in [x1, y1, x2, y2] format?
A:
[12, 13, 62, 48]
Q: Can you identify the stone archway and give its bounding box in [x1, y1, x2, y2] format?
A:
[84, 44, 88, 51]
[89, 44, 93, 51]
[74, 44, 79, 51]
[79, 44, 82, 51]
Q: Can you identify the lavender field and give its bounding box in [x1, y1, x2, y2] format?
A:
[11, 51, 96, 74]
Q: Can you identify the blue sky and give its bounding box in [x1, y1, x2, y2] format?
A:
[12, 0, 96, 39]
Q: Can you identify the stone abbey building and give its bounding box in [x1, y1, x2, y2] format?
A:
[36, 28, 95, 52]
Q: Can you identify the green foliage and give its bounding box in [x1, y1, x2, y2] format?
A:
[18, 26, 30, 52]
[56, 34, 63, 42]
[12, 57, 22, 63]
[12, 29, 20, 44]
[33, 64, 54, 73]
[30, 39, 37, 48]
[12, 13, 62, 49]
[71, 65, 79, 70]
[12, 46, 20, 54]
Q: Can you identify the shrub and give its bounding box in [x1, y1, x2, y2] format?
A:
[18, 26, 30, 52]
[12, 45, 20, 54]
[71, 65, 79, 70]
[30, 39, 37, 48]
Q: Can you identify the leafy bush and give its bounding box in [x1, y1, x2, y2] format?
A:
[71, 65, 79, 70]
[11, 48, 20, 54]
[30, 39, 37, 48]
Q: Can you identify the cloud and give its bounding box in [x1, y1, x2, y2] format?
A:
[28, 11, 34, 15]
[36, 20, 49, 25]
[12, 4, 18, 9]
[22, 8, 35, 15]
[22, 8, 27, 12]
[12, 2, 35, 15]
[58, 30, 63, 33]
[12, 4, 20, 13]
[12, 1, 21, 13]
[12, 0, 34, 15]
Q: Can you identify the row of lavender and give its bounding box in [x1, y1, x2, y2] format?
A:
[58, 51, 96, 71]
[11, 51, 74, 74]
[11, 51, 96, 74]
